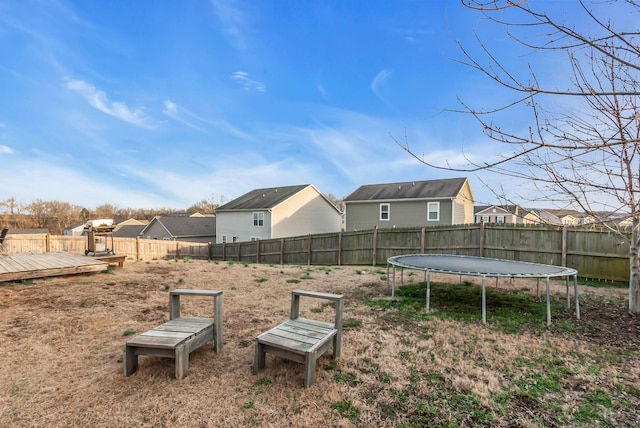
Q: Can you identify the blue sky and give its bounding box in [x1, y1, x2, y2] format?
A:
[0, 0, 619, 210]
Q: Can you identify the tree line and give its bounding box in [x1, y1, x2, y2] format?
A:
[0, 196, 223, 235]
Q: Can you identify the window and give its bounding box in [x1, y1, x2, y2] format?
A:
[379, 203, 390, 221]
[496, 216, 505, 224]
[250, 236, 258, 241]
[481, 215, 490, 223]
[221, 235, 227, 244]
[253, 212, 264, 227]
[232, 236, 238, 243]
[427, 202, 440, 221]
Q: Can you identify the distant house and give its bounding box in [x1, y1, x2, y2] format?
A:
[140, 216, 216, 243]
[63, 218, 147, 236]
[474, 205, 540, 224]
[542, 209, 584, 226]
[343, 178, 475, 231]
[215, 184, 342, 243]
[5, 228, 50, 235]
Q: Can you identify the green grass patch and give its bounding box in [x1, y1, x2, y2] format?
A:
[331, 400, 359, 420]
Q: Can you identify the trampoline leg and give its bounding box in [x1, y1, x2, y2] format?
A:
[482, 276, 486, 324]
[426, 271, 431, 312]
[391, 266, 396, 301]
[536, 278, 540, 297]
[546, 277, 551, 326]
[566, 276, 570, 308]
[574, 274, 580, 320]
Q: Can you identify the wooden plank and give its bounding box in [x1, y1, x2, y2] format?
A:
[0, 252, 107, 282]
[127, 334, 189, 349]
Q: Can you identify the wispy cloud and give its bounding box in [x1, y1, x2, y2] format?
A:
[162, 100, 206, 132]
[371, 69, 393, 102]
[162, 99, 253, 139]
[66, 79, 152, 128]
[0, 145, 13, 154]
[209, 0, 247, 49]
[231, 71, 266, 92]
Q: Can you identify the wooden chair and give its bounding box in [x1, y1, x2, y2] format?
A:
[253, 290, 344, 387]
[0, 227, 8, 255]
[124, 289, 223, 379]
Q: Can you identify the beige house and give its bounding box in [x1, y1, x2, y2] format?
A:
[474, 205, 540, 224]
[215, 184, 342, 244]
[344, 178, 475, 231]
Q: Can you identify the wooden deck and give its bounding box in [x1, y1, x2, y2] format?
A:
[0, 252, 108, 283]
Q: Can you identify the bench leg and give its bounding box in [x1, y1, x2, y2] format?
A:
[175, 344, 188, 380]
[303, 352, 316, 388]
[124, 344, 138, 377]
[253, 341, 266, 374]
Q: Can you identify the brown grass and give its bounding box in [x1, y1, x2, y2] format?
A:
[0, 259, 638, 427]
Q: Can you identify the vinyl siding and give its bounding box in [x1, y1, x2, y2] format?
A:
[345, 200, 454, 231]
[272, 186, 341, 238]
[215, 211, 272, 243]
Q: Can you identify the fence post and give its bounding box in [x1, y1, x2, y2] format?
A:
[136, 237, 140, 260]
[562, 225, 568, 266]
[338, 232, 342, 266]
[176, 241, 180, 259]
[45, 234, 51, 253]
[420, 227, 425, 254]
[307, 234, 312, 266]
[208, 242, 213, 260]
[372, 226, 378, 266]
[222, 243, 226, 261]
[280, 238, 284, 265]
[256, 240, 260, 263]
[479, 222, 485, 257]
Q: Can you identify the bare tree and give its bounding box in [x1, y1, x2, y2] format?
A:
[396, 0, 640, 313]
[187, 194, 226, 214]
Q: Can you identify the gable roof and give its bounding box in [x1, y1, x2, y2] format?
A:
[141, 216, 216, 238]
[344, 178, 469, 202]
[216, 184, 311, 211]
[474, 205, 519, 215]
[113, 224, 146, 238]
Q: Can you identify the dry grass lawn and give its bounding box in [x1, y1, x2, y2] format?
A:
[1, 259, 638, 427]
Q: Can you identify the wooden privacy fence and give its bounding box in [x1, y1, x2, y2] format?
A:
[2, 223, 631, 282]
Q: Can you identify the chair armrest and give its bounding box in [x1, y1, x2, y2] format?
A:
[169, 289, 223, 320]
[290, 290, 344, 329]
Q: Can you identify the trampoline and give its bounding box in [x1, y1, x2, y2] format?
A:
[387, 254, 580, 325]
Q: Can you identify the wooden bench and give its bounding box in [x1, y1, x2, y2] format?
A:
[253, 290, 344, 388]
[124, 289, 223, 379]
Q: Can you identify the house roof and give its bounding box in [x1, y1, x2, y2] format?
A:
[216, 184, 311, 211]
[544, 209, 583, 219]
[5, 228, 50, 234]
[344, 178, 469, 202]
[113, 225, 146, 238]
[142, 216, 216, 237]
[474, 205, 519, 215]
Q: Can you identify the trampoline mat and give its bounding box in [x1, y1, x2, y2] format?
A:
[387, 254, 577, 278]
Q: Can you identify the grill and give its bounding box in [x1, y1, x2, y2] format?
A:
[85, 224, 116, 256]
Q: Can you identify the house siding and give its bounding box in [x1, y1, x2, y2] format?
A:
[272, 186, 341, 238]
[346, 199, 454, 231]
[142, 221, 172, 240]
[215, 211, 272, 243]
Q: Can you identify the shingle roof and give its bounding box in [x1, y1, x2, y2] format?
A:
[344, 178, 468, 202]
[216, 184, 311, 211]
[145, 216, 216, 237]
[113, 225, 146, 238]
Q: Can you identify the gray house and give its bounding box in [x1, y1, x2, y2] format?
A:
[140, 215, 216, 243]
[215, 184, 342, 243]
[344, 178, 475, 231]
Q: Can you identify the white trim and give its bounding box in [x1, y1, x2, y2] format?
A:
[379, 203, 390, 221]
[427, 201, 440, 221]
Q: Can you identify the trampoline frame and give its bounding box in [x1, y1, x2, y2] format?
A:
[387, 254, 580, 325]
